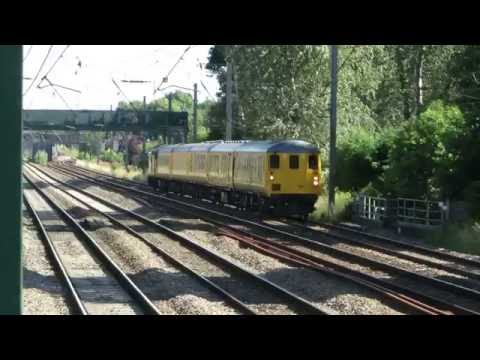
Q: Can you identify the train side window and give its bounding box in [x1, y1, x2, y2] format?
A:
[289, 155, 299, 169]
[270, 154, 280, 169]
[308, 155, 318, 169]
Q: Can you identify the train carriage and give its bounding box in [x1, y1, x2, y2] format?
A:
[207, 142, 243, 189]
[147, 140, 323, 218]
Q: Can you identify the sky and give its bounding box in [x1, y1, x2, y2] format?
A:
[22, 45, 220, 110]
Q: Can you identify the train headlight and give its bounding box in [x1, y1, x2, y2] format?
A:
[313, 180, 319, 187]
[269, 175, 275, 181]
[313, 176, 319, 181]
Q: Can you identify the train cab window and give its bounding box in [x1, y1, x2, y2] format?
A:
[270, 154, 280, 169]
[289, 155, 299, 169]
[308, 155, 318, 169]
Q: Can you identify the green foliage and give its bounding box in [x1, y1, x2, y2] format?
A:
[117, 100, 144, 111]
[446, 45, 480, 119]
[382, 101, 467, 199]
[100, 148, 124, 164]
[145, 139, 161, 152]
[23, 150, 32, 161]
[57, 144, 79, 158]
[78, 151, 97, 162]
[336, 126, 381, 192]
[427, 221, 480, 256]
[309, 192, 353, 222]
[83, 132, 105, 155]
[463, 181, 480, 218]
[205, 45, 461, 149]
[118, 90, 213, 143]
[33, 150, 48, 165]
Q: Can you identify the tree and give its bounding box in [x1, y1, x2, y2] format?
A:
[205, 45, 245, 140]
[373, 45, 460, 123]
[382, 101, 467, 199]
[117, 90, 213, 142]
[336, 126, 381, 192]
[117, 100, 144, 111]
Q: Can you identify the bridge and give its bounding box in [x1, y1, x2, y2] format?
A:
[23, 109, 190, 160]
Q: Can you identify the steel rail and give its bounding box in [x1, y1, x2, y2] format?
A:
[28, 164, 333, 315]
[50, 163, 480, 304]
[215, 228, 480, 315]
[308, 220, 480, 270]
[23, 171, 162, 315]
[43, 164, 480, 315]
[59, 162, 480, 270]
[269, 218, 480, 281]
[23, 193, 87, 315]
[62, 162, 480, 273]
[216, 228, 449, 315]
[25, 165, 256, 315]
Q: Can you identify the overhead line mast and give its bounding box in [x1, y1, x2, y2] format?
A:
[328, 45, 338, 219]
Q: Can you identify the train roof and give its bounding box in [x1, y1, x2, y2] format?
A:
[153, 145, 177, 153]
[152, 140, 318, 154]
[235, 140, 318, 153]
[171, 143, 218, 153]
[209, 142, 250, 152]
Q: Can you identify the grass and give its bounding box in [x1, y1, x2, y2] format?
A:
[309, 191, 352, 222]
[426, 221, 480, 256]
[33, 150, 48, 165]
[56, 144, 146, 182]
[76, 159, 146, 182]
[57, 144, 79, 159]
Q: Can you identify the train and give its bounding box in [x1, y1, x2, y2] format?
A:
[147, 140, 323, 218]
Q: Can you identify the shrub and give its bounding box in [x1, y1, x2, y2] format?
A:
[463, 181, 480, 218]
[78, 151, 97, 162]
[33, 150, 48, 165]
[309, 192, 353, 222]
[56, 144, 79, 159]
[382, 100, 467, 199]
[101, 149, 124, 164]
[427, 221, 480, 256]
[336, 126, 380, 192]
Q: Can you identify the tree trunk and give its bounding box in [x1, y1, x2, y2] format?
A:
[415, 45, 425, 116]
[395, 47, 411, 120]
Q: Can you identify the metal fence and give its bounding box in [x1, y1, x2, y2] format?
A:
[352, 195, 389, 222]
[396, 198, 446, 227]
[352, 194, 449, 229]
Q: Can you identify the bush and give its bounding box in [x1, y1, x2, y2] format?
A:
[83, 132, 105, 155]
[309, 192, 353, 222]
[101, 149, 124, 164]
[336, 126, 380, 192]
[427, 221, 480, 256]
[57, 144, 79, 159]
[382, 100, 467, 199]
[463, 181, 480, 218]
[78, 151, 97, 162]
[33, 150, 48, 165]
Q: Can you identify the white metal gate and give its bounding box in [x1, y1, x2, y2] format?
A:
[353, 194, 448, 228]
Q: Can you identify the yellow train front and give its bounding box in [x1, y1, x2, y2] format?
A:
[147, 140, 323, 218]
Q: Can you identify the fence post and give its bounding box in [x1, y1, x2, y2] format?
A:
[368, 196, 372, 220]
[445, 198, 450, 223]
[363, 195, 366, 218]
[426, 200, 430, 226]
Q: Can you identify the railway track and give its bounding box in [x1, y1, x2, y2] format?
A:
[283, 218, 480, 276]
[52, 162, 480, 270]
[23, 175, 160, 315]
[37, 162, 480, 315]
[25, 163, 334, 315]
[54, 163, 480, 284]
[262, 218, 480, 291]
